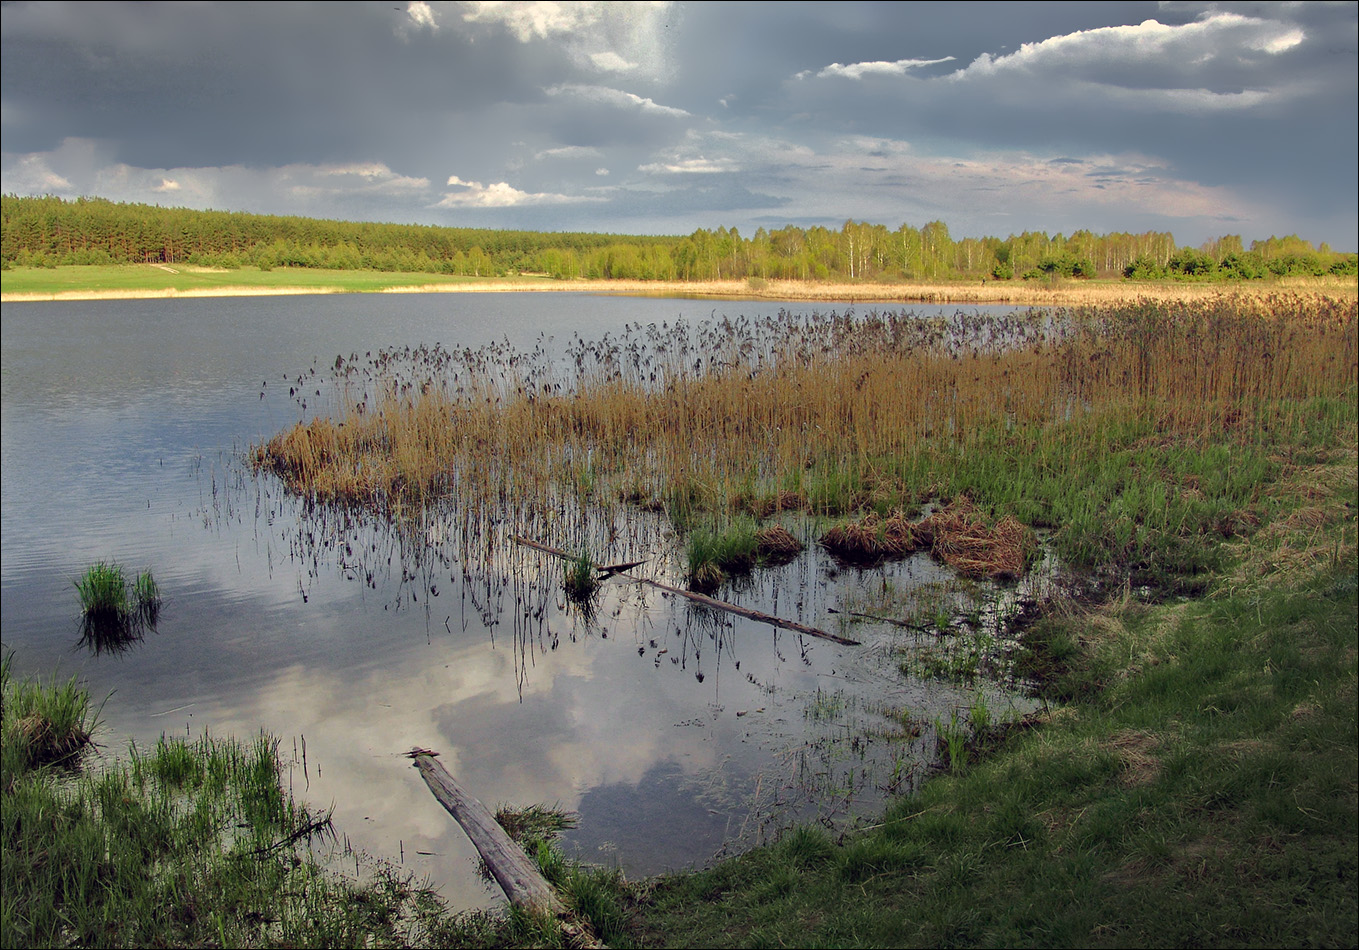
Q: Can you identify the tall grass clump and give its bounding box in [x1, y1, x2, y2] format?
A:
[3, 661, 474, 948]
[132, 570, 161, 625]
[73, 562, 162, 650]
[686, 516, 759, 591]
[1, 654, 99, 783]
[74, 561, 129, 623]
[562, 550, 599, 605]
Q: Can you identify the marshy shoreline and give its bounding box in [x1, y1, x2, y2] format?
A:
[5, 290, 1356, 948]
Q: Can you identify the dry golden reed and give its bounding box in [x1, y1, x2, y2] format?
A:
[754, 524, 805, 561]
[817, 500, 1034, 578]
[253, 293, 1358, 537]
[388, 276, 1359, 307]
[819, 512, 921, 563]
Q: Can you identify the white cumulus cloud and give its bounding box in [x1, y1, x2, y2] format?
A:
[437, 174, 603, 207]
[407, 2, 438, 32]
[638, 157, 736, 175]
[462, 1, 674, 78]
[545, 83, 690, 118]
[1, 152, 75, 193]
[956, 13, 1306, 82]
[394, 1, 439, 40]
[808, 57, 956, 80]
[589, 51, 636, 72]
[534, 145, 604, 161]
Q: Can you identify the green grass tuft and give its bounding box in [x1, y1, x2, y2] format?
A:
[562, 551, 599, 606]
[74, 561, 129, 621]
[73, 562, 162, 651]
[686, 516, 759, 591]
[132, 569, 161, 624]
[1, 653, 100, 780]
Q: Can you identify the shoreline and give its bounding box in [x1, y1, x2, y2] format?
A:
[3, 275, 1354, 306]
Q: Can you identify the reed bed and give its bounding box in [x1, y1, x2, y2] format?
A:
[253, 293, 1357, 588]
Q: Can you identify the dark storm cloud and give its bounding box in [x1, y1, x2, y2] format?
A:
[1, 1, 572, 168]
[537, 83, 694, 149]
[664, 2, 1167, 117]
[2, 1, 1354, 246]
[767, 2, 1356, 239]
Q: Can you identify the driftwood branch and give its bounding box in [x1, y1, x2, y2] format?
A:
[827, 606, 936, 633]
[597, 558, 647, 577]
[406, 750, 564, 915]
[513, 535, 859, 646]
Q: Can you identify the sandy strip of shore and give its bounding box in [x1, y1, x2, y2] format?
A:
[3, 277, 1352, 306]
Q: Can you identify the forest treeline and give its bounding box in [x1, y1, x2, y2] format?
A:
[2, 194, 1355, 282]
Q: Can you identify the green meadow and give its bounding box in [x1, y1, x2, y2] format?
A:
[0, 263, 551, 297]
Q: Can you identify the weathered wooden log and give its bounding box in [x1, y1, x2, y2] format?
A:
[513, 535, 859, 646]
[406, 750, 564, 915]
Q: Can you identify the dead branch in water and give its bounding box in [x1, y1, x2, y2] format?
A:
[513, 535, 860, 646]
[826, 606, 936, 633]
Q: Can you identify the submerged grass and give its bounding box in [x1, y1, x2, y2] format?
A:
[562, 550, 599, 605]
[132, 570, 161, 624]
[74, 561, 130, 621]
[685, 516, 759, 590]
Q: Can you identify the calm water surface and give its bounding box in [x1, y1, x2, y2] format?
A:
[1, 292, 1032, 909]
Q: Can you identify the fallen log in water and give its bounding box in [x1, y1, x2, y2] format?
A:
[513, 535, 859, 646]
[406, 749, 563, 915]
[407, 750, 607, 947]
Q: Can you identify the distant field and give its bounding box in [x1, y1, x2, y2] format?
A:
[2, 263, 1354, 305]
[0, 264, 546, 299]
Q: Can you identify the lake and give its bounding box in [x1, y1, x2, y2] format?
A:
[1, 291, 1037, 910]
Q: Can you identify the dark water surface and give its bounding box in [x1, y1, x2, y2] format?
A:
[1, 292, 1032, 909]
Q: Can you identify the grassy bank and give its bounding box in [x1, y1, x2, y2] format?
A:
[3, 262, 1354, 304]
[616, 437, 1358, 947]
[0, 656, 486, 948]
[0, 263, 530, 300]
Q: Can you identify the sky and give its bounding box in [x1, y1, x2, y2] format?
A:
[2, 1, 1356, 248]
